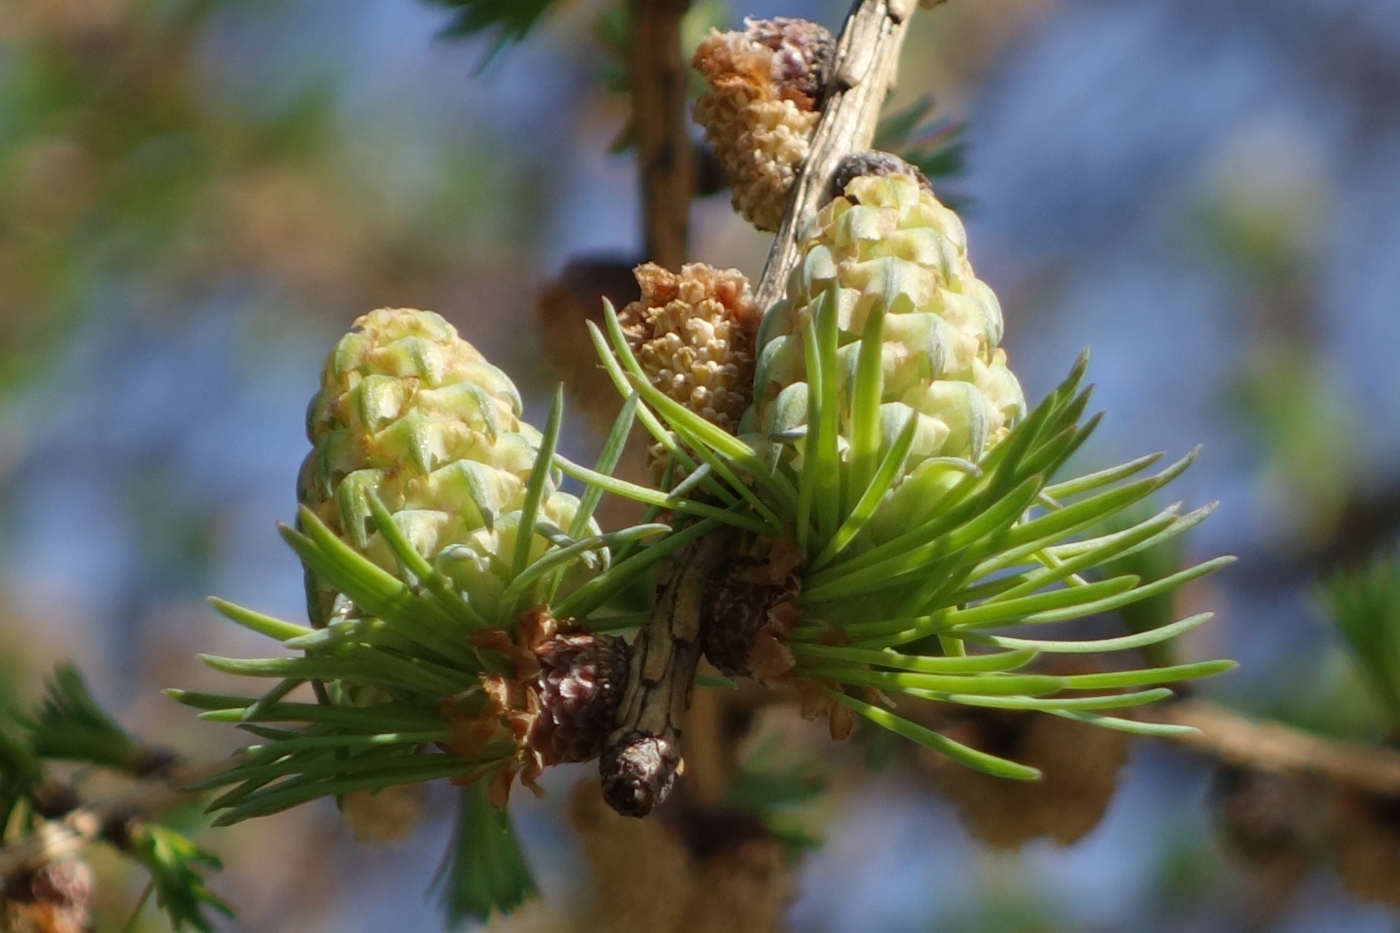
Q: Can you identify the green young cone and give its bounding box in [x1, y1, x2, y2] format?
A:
[592, 157, 1232, 778]
[750, 169, 1025, 543]
[298, 306, 604, 628]
[190, 308, 670, 920]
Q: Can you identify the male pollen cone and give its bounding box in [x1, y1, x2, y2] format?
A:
[619, 263, 760, 475]
[692, 18, 834, 232]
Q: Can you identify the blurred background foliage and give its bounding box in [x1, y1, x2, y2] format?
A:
[0, 0, 1398, 930]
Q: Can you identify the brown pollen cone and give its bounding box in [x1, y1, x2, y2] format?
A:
[1212, 767, 1322, 891]
[535, 257, 642, 435]
[923, 708, 1128, 848]
[692, 18, 834, 231]
[447, 609, 630, 806]
[567, 781, 794, 933]
[1333, 788, 1400, 907]
[619, 263, 760, 476]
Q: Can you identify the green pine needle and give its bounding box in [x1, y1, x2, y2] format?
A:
[825, 690, 1040, 780]
[964, 611, 1216, 654]
[584, 339, 1235, 771]
[207, 598, 311, 642]
[811, 412, 919, 572]
[911, 688, 1176, 712]
[512, 386, 565, 586]
[364, 491, 486, 631]
[567, 391, 639, 540]
[589, 308, 715, 493]
[789, 643, 1038, 674]
[124, 823, 234, 933]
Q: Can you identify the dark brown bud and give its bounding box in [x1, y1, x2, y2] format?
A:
[739, 17, 835, 109]
[831, 151, 932, 203]
[600, 733, 679, 818]
[530, 631, 630, 766]
[29, 782, 80, 820]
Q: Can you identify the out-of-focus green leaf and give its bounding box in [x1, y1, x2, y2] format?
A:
[0, 714, 40, 828]
[124, 822, 234, 933]
[875, 94, 967, 205]
[1322, 555, 1400, 728]
[23, 666, 161, 775]
[426, 0, 558, 50]
[435, 782, 537, 926]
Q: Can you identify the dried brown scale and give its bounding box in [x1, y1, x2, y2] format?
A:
[692, 18, 835, 231]
[443, 609, 630, 806]
[702, 533, 804, 682]
[829, 149, 931, 201]
[697, 535, 868, 742]
[619, 263, 760, 477]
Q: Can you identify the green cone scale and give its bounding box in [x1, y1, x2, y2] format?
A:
[298, 307, 603, 627]
[749, 172, 1025, 545]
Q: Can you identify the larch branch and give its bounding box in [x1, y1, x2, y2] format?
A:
[1152, 699, 1400, 797]
[754, 0, 915, 311]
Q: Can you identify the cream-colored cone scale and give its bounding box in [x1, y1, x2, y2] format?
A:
[298, 308, 603, 628]
[751, 172, 1026, 544]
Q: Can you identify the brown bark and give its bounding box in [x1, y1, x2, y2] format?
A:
[753, 0, 916, 310]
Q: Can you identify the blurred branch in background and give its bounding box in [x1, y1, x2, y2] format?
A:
[631, 0, 693, 268]
[1154, 700, 1400, 797]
